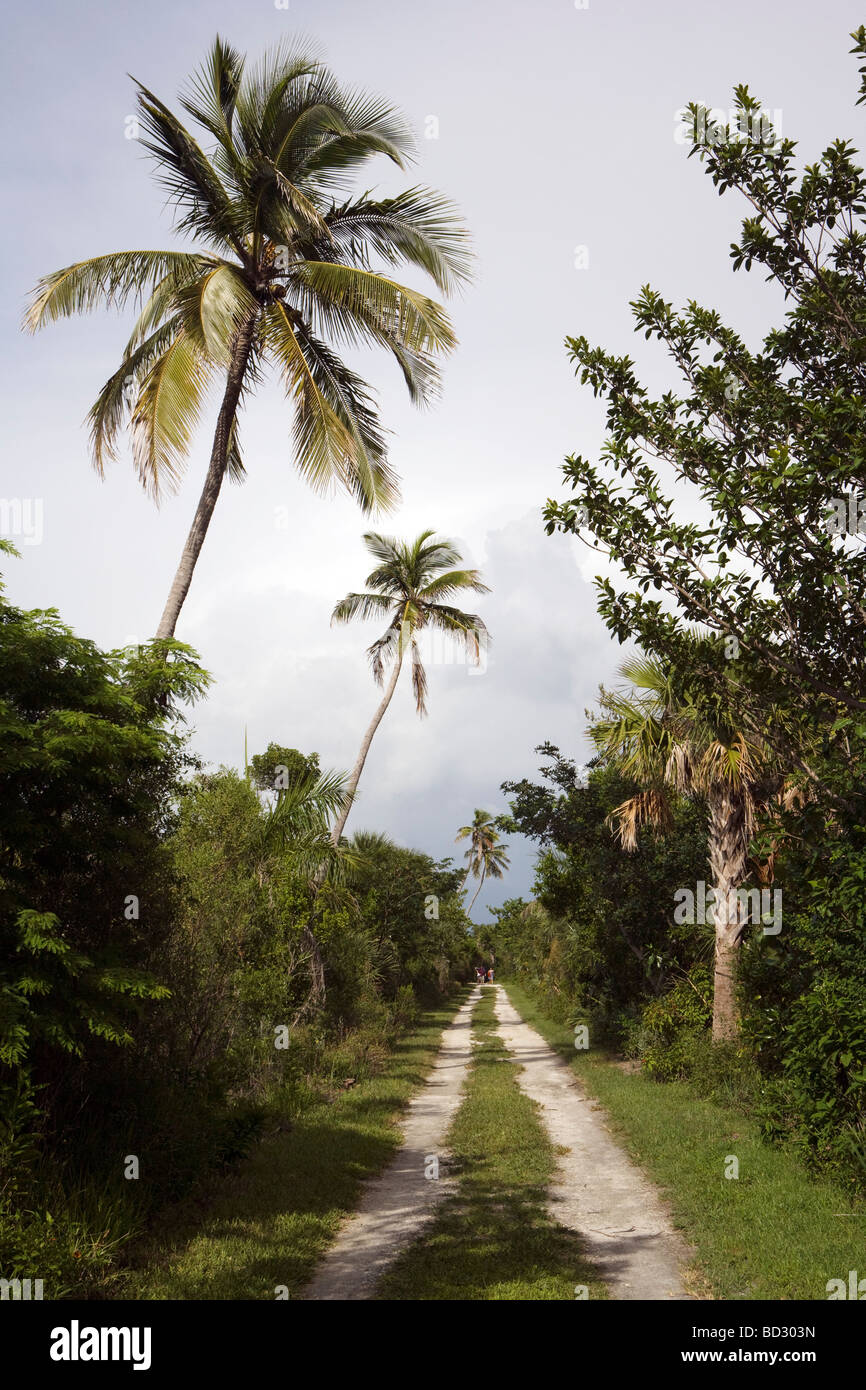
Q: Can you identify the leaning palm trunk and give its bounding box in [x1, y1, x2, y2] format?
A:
[155, 310, 258, 639]
[707, 785, 750, 1042]
[468, 867, 487, 914]
[330, 648, 405, 846]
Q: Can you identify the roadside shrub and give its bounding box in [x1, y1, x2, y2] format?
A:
[639, 967, 712, 1081]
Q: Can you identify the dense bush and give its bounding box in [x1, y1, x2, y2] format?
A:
[740, 793, 866, 1190]
[491, 741, 866, 1192]
[490, 749, 708, 1043]
[0, 564, 473, 1295]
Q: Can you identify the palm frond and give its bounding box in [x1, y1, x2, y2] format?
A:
[410, 637, 428, 716]
[323, 186, 473, 295]
[130, 329, 213, 497]
[133, 81, 245, 252]
[607, 789, 674, 851]
[225, 413, 245, 484]
[698, 734, 763, 792]
[23, 251, 209, 332]
[293, 261, 457, 356]
[331, 591, 394, 625]
[179, 35, 245, 148]
[296, 89, 414, 190]
[174, 265, 258, 365]
[664, 739, 695, 794]
[88, 314, 184, 475]
[367, 613, 409, 684]
[424, 604, 489, 661]
[420, 569, 491, 602]
[262, 302, 399, 511]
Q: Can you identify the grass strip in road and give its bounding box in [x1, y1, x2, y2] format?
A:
[504, 981, 866, 1301]
[122, 994, 467, 1300]
[376, 988, 607, 1300]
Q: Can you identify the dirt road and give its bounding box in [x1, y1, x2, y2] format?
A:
[302, 984, 692, 1300]
[301, 987, 481, 1300]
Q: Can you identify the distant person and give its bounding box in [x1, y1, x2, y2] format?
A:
[487, 967, 494, 983]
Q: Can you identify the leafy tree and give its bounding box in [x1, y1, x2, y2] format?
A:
[0, 548, 207, 1085]
[329, 530, 489, 843]
[25, 36, 472, 638]
[161, 764, 346, 1077]
[738, 785, 866, 1189]
[544, 42, 866, 785]
[248, 742, 320, 793]
[498, 745, 708, 1036]
[345, 831, 472, 996]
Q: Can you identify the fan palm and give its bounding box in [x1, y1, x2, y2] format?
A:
[330, 530, 489, 844]
[590, 650, 781, 1042]
[25, 36, 472, 638]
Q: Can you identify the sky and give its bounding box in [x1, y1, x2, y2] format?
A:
[2, 0, 863, 917]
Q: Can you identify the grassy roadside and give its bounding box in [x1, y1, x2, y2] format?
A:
[376, 990, 608, 1300]
[504, 981, 866, 1301]
[121, 992, 468, 1300]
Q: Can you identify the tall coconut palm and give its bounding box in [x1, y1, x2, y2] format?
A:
[24, 36, 472, 639]
[590, 651, 781, 1043]
[329, 530, 489, 844]
[459, 825, 510, 914]
[456, 809, 499, 891]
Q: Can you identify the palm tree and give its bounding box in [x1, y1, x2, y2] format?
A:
[458, 817, 510, 913]
[329, 530, 489, 844]
[25, 36, 472, 639]
[456, 809, 500, 895]
[589, 651, 781, 1043]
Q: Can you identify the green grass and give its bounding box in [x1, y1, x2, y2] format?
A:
[505, 981, 866, 1301]
[375, 990, 608, 1300]
[121, 994, 467, 1300]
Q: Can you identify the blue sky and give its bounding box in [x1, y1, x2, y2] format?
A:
[2, 0, 863, 915]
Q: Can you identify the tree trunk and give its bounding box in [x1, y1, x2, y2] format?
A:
[155, 311, 258, 640]
[707, 785, 750, 1042]
[330, 647, 404, 846]
[468, 866, 487, 914]
[301, 922, 325, 1005]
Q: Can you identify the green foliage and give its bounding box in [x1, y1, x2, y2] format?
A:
[0, 580, 205, 1076]
[740, 787, 866, 1189]
[515, 35, 866, 1195]
[544, 48, 866, 787]
[345, 831, 474, 1003]
[638, 967, 713, 1081]
[493, 748, 708, 1040]
[0, 551, 473, 1294]
[248, 743, 320, 793]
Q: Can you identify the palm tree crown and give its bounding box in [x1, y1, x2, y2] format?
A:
[456, 809, 510, 912]
[25, 36, 472, 637]
[328, 530, 489, 844]
[456, 808, 499, 876]
[590, 652, 772, 850]
[332, 530, 490, 716]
